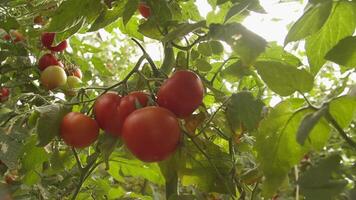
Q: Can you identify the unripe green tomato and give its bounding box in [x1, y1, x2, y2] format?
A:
[62, 76, 82, 96]
[40, 65, 67, 90]
[66, 76, 82, 89]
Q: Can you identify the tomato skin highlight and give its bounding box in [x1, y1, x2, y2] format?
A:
[60, 112, 99, 148]
[94, 92, 123, 136]
[157, 70, 204, 118]
[122, 106, 181, 162]
[138, 2, 151, 18]
[38, 53, 60, 71]
[118, 91, 149, 121]
[41, 32, 55, 48]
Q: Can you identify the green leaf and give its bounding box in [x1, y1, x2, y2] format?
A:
[122, 0, 139, 26]
[162, 21, 206, 43]
[255, 61, 314, 96]
[299, 155, 347, 200]
[47, 0, 104, 32]
[256, 99, 330, 197]
[224, 0, 250, 23]
[98, 134, 120, 169]
[89, 2, 126, 32]
[222, 60, 251, 82]
[109, 155, 164, 185]
[328, 96, 356, 128]
[180, 138, 235, 194]
[197, 42, 212, 56]
[195, 58, 213, 72]
[297, 106, 328, 145]
[226, 91, 264, 131]
[306, 1, 356, 75]
[209, 40, 224, 55]
[21, 136, 49, 171]
[0, 17, 20, 32]
[0, 128, 23, 169]
[35, 104, 71, 147]
[138, 19, 163, 40]
[91, 57, 113, 76]
[258, 43, 302, 67]
[284, 1, 332, 45]
[325, 36, 356, 68]
[210, 23, 267, 65]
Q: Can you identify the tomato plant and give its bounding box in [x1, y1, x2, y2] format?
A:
[1, 0, 355, 199]
[122, 106, 180, 162]
[157, 70, 204, 118]
[60, 112, 99, 148]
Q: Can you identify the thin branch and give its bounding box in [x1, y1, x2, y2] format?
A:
[131, 38, 162, 77]
[183, 131, 236, 199]
[171, 34, 208, 51]
[210, 57, 239, 84]
[325, 112, 356, 150]
[72, 147, 83, 170]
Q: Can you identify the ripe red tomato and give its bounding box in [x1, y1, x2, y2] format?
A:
[11, 30, 24, 43]
[5, 175, 15, 184]
[118, 91, 149, 121]
[60, 112, 99, 148]
[68, 68, 82, 79]
[3, 34, 11, 41]
[38, 53, 60, 71]
[49, 40, 68, 52]
[138, 2, 151, 18]
[0, 87, 10, 102]
[34, 15, 44, 25]
[94, 92, 123, 136]
[40, 65, 67, 90]
[122, 106, 181, 162]
[41, 32, 55, 48]
[157, 70, 204, 118]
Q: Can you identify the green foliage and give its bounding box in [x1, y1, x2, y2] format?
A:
[0, 0, 355, 199]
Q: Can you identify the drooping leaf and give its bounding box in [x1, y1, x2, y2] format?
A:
[305, 1, 356, 75]
[299, 155, 347, 200]
[284, 1, 332, 45]
[162, 21, 206, 43]
[35, 104, 71, 147]
[297, 106, 328, 145]
[328, 95, 356, 128]
[226, 91, 264, 132]
[89, 2, 127, 32]
[258, 43, 302, 67]
[256, 99, 330, 197]
[224, 0, 250, 23]
[255, 61, 314, 96]
[325, 36, 356, 68]
[122, 0, 139, 26]
[46, 0, 104, 32]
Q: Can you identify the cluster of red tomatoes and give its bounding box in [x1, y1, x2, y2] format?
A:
[38, 33, 83, 93]
[60, 70, 204, 162]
